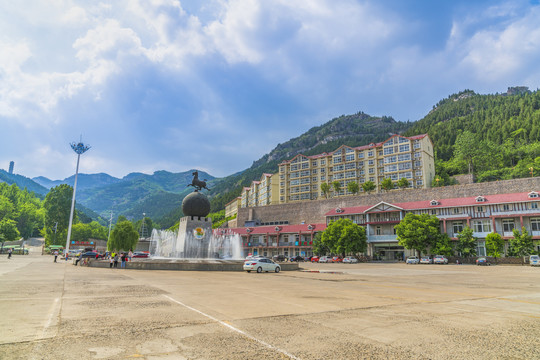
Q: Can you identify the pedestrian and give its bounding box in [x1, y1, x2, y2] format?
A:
[7, 248, 12, 259]
[121, 252, 127, 268]
[113, 253, 119, 268]
[53, 250, 59, 262]
[128, 249, 133, 261]
[109, 255, 113, 268]
[75, 252, 83, 266]
[65, 251, 69, 261]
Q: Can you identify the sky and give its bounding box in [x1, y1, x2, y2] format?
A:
[1, 0, 540, 180]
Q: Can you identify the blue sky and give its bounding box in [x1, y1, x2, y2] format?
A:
[1, 0, 539, 180]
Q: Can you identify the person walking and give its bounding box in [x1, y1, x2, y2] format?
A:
[7, 248, 12, 259]
[128, 250, 133, 261]
[53, 250, 59, 262]
[113, 253, 119, 268]
[109, 255, 114, 268]
[121, 252, 127, 269]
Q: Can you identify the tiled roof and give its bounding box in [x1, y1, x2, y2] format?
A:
[225, 223, 327, 235]
[324, 191, 539, 216]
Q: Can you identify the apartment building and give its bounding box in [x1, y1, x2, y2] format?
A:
[240, 173, 279, 208]
[278, 134, 435, 204]
[225, 197, 242, 228]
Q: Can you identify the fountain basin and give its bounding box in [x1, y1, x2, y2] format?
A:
[87, 258, 300, 271]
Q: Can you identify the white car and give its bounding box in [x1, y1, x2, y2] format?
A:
[342, 256, 358, 263]
[433, 255, 448, 264]
[243, 258, 281, 273]
[318, 256, 332, 263]
[406, 256, 419, 264]
[420, 256, 432, 264]
[530, 255, 540, 266]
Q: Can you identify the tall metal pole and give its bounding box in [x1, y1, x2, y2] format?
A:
[107, 211, 113, 242]
[65, 140, 90, 254]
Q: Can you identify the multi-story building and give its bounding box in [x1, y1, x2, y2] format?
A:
[228, 189, 540, 259]
[325, 191, 540, 260]
[240, 173, 280, 208]
[278, 134, 434, 204]
[225, 197, 242, 228]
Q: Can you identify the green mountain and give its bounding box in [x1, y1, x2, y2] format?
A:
[404, 88, 540, 182]
[0, 170, 48, 196]
[208, 112, 412, 212]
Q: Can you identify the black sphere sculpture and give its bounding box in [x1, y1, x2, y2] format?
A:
[182, 191, 211, 218]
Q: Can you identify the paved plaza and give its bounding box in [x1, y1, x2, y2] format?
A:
[1, 252, 539, 359]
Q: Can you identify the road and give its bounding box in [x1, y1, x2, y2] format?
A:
[1, 253, 539, 359]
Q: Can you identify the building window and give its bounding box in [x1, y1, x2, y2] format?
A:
[368, 151, 374, 157]
[473, 220, 491, 233]
[453, 208, 460, 214]
[453, 222, 464, 234]
[477, 206, 484, 213]
[368, 159, 374, 165]
[399, 144, 410, 152]
[320, 159, 326, 165]
[376, 226, 381, 235]
[531, 217, 540, 231]
[531, 202, 538, 210]
[502, 219, 515, 232]
[501, 204, 512, 211]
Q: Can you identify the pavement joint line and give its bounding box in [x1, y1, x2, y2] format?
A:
[38, 297, 60, 340]
[163, 294, 301, 360]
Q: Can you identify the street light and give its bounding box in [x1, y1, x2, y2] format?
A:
[65, 139, 91, 255]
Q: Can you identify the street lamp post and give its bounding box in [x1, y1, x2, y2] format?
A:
[65, 140, 91, 255]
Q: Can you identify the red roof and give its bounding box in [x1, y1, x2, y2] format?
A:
[325, 191, 539, 216]
[224, 223, 327, 235]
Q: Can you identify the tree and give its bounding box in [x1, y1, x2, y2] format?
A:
[16, 202, 44, 239]
[320, 183, 330, 199]
[381, 178, 394, 192]
[347, 181, 359, 195]
[432, 233, 454, 257]
[311, 232, 329, 256]
[321, 219, 367, 257]
[508, 227, 534, 257]
[395, 213, 440, 257]
[454, 131, 477, 174]
[43, 185, 73, 245]
[396, 178, 410, 189]
[485, 232, 504, 259]
[0, 219, 20, 241]
[362, 181, 376, 194]
[332, 181, 342, 196]
[456, 226, 477, 257]
[108, 220, 139, 251]
[0, 195, 15, 220]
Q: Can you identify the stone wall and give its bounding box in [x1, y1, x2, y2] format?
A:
[237, 177, 540, 226]
[452, 174, 474, 185]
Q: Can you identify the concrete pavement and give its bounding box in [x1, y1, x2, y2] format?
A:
[1, 254, 539, 359]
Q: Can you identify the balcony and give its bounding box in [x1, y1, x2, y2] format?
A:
[367, 235, 398, 243]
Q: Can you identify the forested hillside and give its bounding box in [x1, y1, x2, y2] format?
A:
[208, 112, 411, 212]
[405, 89, 540, 182]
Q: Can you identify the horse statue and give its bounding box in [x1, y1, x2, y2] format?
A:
[187, 170, 211, 192]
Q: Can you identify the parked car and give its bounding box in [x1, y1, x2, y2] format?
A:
[272, 254, 286, 262]
[433, 255, 448, 264]
[530, 255, 540, 266]
[420, 256, 432, 264]
[311, 256, 320, 263]
[332, 257, 343, 263]
[289, 255, 304, 262]
[132, 252, 149, 258]
[476, 257, 491, 266]
[318, 256, 332, 263]
[243, 258, 281, 273]
[81, 251, 101, 259]
[342, 256, 358, 263]
[406, 256, 419, 264]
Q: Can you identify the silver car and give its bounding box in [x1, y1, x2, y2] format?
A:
[433, 255, 448, 264]
[243, 258, 281, 273]
[406, 256, 419, 264]
[530, 255, 540, 266]
[342, 256, 358, 263]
